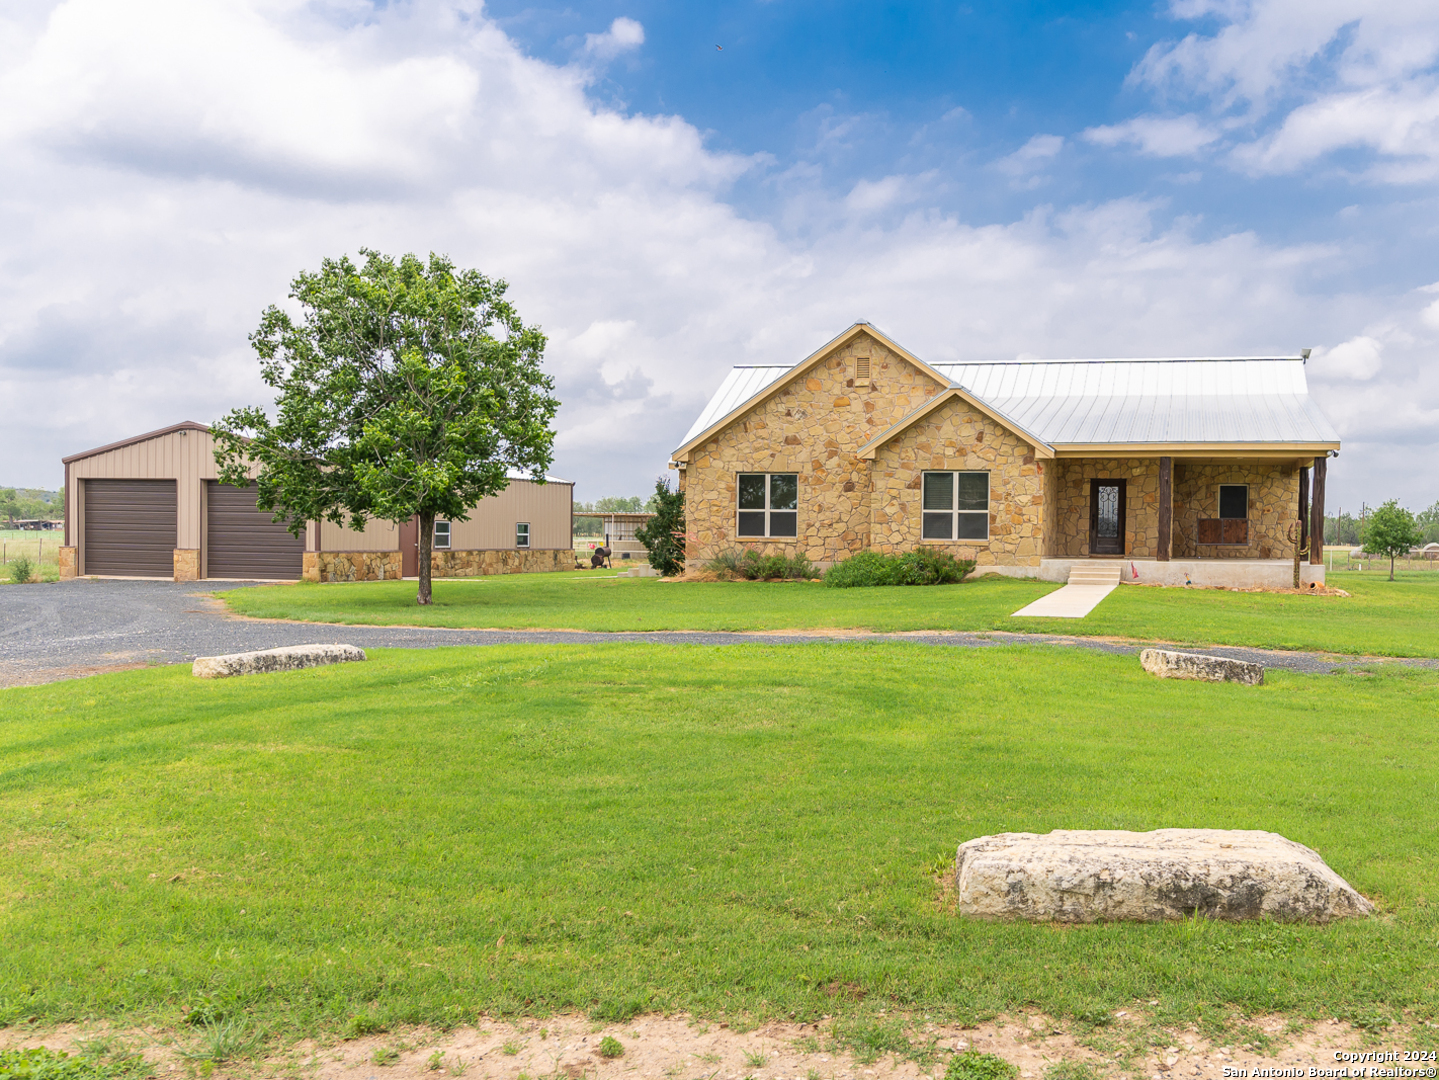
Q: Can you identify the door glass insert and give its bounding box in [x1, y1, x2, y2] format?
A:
[1096, 484, 1120, 539]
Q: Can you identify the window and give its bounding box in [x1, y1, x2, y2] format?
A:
[516, 522, 530, 548]
[433, 520, 451, 549]
[922, 471, 989, 541]
[737, 473, 798, 538]
[1219, 484, 1248, 519]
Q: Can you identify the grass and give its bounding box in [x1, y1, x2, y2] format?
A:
[1, 643, 1437, 1042]
[0, 530, 60, 583]
[220, 566, 1439, 657]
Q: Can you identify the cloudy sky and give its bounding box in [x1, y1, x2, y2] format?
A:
[2, 0, 1436, 511]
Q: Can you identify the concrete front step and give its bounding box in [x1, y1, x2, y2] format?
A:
[1067, 561, 1122, 585]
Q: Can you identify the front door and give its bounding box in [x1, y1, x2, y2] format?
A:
[1089, 479, 1126, 556]
[399, 516, 418, 578]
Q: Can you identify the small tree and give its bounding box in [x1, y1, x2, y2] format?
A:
[635, 477, 685, 576]
[1361, 499, 1422, 581]
[214, 250, 559, 605]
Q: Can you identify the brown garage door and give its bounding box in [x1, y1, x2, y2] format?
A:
[206, 482, 304, 579]
[83, 479, 177, 578]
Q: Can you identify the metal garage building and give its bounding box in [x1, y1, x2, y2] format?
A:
[60, 422, 573, 581]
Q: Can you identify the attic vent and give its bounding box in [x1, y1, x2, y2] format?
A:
[855, 355, 871, 385]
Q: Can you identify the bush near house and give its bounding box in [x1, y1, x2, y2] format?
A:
[704, 549, 815, 581]
[824, 548, 975, 588]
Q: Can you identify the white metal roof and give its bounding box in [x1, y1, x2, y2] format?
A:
[677, 364, 791, 449]
[929, 358, 1339, 446]
[678, 354, 1338, 454]
[506, 469, 571, 484]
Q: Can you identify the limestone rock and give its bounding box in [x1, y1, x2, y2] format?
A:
[1141, 648, 1263, 685]
[955, 829, 1372, 923]
[192, 644, 366, 679]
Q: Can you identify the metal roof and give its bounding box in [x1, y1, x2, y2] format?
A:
[929, 358, 1338, 446]
[678, 354, 1339, 454]
[677, 365, 791, 449]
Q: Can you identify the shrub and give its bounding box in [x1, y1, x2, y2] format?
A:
[946, 1050, 1018, 1080]
[7, 556, 35, 584]
[635, 477, 685, 576]
[597, 1037, 624, 1059]
[824, 548, 975, 588]
[704, 550, 815, 581]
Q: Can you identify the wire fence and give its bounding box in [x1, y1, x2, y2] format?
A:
[0, 530, 61, 579]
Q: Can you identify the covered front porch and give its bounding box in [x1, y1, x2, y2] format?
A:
[1040, 451, 1333, 588]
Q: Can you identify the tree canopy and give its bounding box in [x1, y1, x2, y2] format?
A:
[213, 250, 559, 604]
[1361, 499, 1423, 580]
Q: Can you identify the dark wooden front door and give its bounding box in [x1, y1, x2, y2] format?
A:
[399, 517, 419, 578]
[1089, 479, 1126, 556]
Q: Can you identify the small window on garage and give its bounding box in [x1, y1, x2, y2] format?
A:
[516, 522, 530, 548]
[1219, 485, 1248, 519]
[433, 520, 451, 549]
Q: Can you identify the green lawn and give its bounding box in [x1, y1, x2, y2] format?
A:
[1, 644, 1435, 1039]
[220, 568, 1439, 657]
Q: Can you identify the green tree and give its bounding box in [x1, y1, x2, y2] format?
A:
[593, 495, 643, 512]
[1361, 499, 1423, 580]
[0, 489, 17, 524]
[214, 250, 559, 605]
[1417, 500, 1439, 545]
[635, 477, 685, 576]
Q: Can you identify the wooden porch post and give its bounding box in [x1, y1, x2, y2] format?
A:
[1298, 465, 1310, 557]
[1310, 456, 1327, 565]
[1157, 456, 1172, 561]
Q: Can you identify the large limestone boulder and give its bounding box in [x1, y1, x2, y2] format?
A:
[193, 644, 366, 679]
[1140, 648, 1263, 685]
[955, 829, 1372, 923]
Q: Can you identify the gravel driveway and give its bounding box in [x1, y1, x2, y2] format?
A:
[1, 578, 1429, 687]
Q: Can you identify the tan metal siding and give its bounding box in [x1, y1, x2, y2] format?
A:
[446, 480, 573, 550]
[321, 518, 399, 551]
[68, 427, 232, 551]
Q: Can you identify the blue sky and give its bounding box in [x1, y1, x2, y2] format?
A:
[1, 0, 1437, 511]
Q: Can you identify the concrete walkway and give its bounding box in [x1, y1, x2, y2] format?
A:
[1010, 559, 1123, 618]
[1010, 583, 1117, 618]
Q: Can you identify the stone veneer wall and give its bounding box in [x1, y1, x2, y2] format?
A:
[431, 548, 571, 576]
[304, 551, 404, 583]
[303, 548, 571, 582]
[1049, 459, 1162, 558]
[58, 546, 77, 580]
[870, 400, 1045, 566]
[679, 332, 946, 563]
[1048, 458, 1302, 559]
[173, 548, 200, 582]
[1172, 460, 1300, 559]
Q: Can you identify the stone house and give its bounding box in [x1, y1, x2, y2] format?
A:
[670, 323, 1339, 586]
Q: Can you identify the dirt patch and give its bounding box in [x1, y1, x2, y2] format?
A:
[1, 1010, 1428, 1080]
[0, 661, 150, 688]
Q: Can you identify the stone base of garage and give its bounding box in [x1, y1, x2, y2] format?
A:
[303, 548, 572, 583]
[58, 546, 77, 580]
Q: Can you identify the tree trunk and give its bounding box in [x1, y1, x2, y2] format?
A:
[417, 509, 434, 605]
[1390, 554, 1396, 581]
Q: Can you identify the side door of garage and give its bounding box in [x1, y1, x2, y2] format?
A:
[83, 479, 177, 578]
[206, 482, 304, 579]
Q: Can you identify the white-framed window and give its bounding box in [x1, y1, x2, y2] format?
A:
[737, 473, 798, 538]
[1218, 484, 1248, 520]
[433, 520, 451, 549]
[516, 522, 530, 548]
[922, 471, 990, 541]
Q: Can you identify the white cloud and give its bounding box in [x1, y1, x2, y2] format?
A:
[583, 17, 644, 61]
[1308, 335, 1384, 380]
[1083, 114, 1223, 157]
[994, 134, 1063, 189]
[1120, 0, 1439, 180]
[0, 0, 1436, 509]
